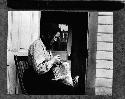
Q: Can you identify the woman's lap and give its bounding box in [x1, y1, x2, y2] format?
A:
[23, 69, 73, 94]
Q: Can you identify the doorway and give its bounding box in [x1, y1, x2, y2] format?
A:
[40, 11, 88, 95]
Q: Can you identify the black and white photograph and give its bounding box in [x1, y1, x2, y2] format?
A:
[7, 11, 113, 95]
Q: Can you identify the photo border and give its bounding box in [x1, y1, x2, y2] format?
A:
[0, 0, 125, 99]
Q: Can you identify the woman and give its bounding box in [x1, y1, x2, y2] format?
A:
[23, 23, 78, 95]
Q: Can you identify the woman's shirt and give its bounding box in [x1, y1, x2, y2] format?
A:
[28, 39, 74, 86]
[28, 39, 53, 74]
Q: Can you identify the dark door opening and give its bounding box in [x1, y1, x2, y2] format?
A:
[40, 11, 88, 95]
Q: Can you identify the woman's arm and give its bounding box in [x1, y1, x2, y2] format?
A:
[28, 39, 54, 74]
[35, 55, 61, 74]
[35, 58, 54, 74]
[29, 39, 61, 74]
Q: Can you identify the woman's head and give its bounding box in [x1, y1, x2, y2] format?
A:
[40, 23, 61, 50]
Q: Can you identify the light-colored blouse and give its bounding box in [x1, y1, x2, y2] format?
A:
[28, 39, 53, 74]
[28, 39, 75, 86]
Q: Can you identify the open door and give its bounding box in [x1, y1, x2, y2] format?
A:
[40, 11, 88, 95]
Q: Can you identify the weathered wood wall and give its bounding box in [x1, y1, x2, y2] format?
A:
[95, 12, 113, 95]
[7, 11, 41, 94]
[8, 11, 40, 51]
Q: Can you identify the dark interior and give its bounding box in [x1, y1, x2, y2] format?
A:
[40, 11, 88, 94]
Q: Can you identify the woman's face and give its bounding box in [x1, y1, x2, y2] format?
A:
[55, 32, 60, 37]
[53, 32, 60, 41]
[41, 32, 60, 50]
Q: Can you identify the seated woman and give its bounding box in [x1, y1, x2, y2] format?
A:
[23, 23, 79, 95]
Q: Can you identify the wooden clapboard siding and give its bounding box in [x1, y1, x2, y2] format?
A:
[98, 25, 113, 33]
[95, 12, 113, 95]
[95, 87, 112, 95]
[96, 51, 113, 60]
[95, 78, 113, 87]
[97, 32, 113, 34]
[97, 33, 113, 41]
[96, 60, 113, 69]
[97, 42, 113, 51]
[98, 12, 113, 16]
[96, 69, 113, 78]
[98, 16, 113, 24]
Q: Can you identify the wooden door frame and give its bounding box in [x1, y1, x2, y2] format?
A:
[86, 12, 98, 95]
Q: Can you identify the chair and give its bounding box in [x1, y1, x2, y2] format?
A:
[14, 55, 29, 94]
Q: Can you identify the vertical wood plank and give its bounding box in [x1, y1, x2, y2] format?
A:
[8, 11, 20, 51]
[7, 51, 16, 94]
[86, 12, 98, 95]
[67, 26, 72, 56]
[8, 11, 12, 50]
[19, 11, 31, 50]
[8, 11, 41, 52]
[30, 11, 41, 44]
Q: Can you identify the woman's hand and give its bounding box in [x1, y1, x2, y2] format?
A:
[51, 55, 61, 64]
[46, 55, 61, 70]
[73, 75, 79, 87]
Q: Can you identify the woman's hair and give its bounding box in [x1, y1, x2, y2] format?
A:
[40, 23, 61, 50]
